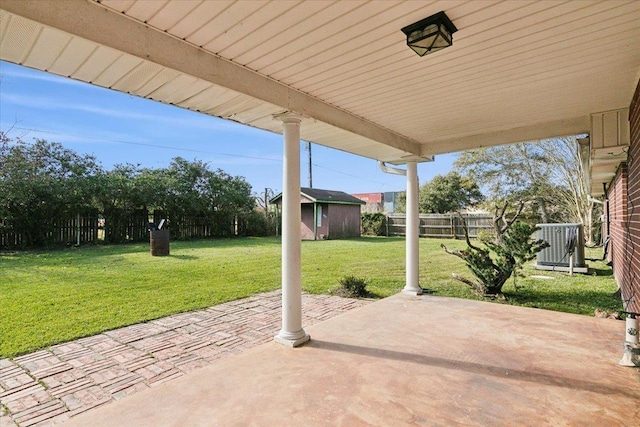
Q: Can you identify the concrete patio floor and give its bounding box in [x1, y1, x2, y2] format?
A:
[60, 293, 639, 427]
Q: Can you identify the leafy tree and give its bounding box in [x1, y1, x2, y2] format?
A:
[394, 192, 406, 213]
[95, 158, 256, 239]
[94, 163, 151, 243]
[157, 157, 255, 237]
[1, 133, 259, 247]
[419, 171, 483, 213]
[392, 172, 483, 214]
[0, 132, 101, 247]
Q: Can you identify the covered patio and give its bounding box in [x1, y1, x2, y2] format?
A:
[1, 1, 640, 424]
[61, 293, 639, 426]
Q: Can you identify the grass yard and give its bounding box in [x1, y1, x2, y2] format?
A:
[0, 237, 621, 358]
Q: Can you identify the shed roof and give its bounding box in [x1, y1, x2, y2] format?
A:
[271, 188, 365, 205]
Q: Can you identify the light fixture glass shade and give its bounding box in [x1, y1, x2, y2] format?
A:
[401, 11, 457, 57]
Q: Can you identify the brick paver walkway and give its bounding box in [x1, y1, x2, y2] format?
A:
[0, 291, 371, 427]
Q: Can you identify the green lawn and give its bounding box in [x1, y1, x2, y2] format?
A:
[0, 237, 621, 358]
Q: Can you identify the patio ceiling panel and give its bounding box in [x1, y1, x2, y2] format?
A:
[218, 1, 346, 66]
[333, 15, 640, 113]
[73, 46, 125, 84]
[228, 104, 286, 128]
[201, 93, 250, 116]
[153, 1, 237, 40]
[311, 9, 634, 105]
[149, 74, 210, 105]
[92, 54, 146, 88]
[1, 0, 640, 173]
[247, 1, 385, 77]
[0, 10, 38, 63]
[318, 2, 640, 144]
[262, 0, 525, 84]
[179, 86, 242, 114]
[98, 0, 639, 151]
[230, 0, 398, 72]
[211, 96, 271, 120]
[278, 1, 543, 90]
[198, 2, 301, 55]
[21, 27, 72, 71]
[110, 61, 166, 94]
[48, 38, 98, 77]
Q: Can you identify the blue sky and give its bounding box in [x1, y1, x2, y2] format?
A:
[0, 61, 457, 195]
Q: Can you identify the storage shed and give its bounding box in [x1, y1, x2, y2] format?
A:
[271, 188, 365, 240]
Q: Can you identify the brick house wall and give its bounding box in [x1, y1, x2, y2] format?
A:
[607, 163, 627, 282]
[607, 78, 640, 313]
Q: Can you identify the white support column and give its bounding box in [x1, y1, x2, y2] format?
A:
[404, 161, 422, 295]
[274, 112, 310, 347]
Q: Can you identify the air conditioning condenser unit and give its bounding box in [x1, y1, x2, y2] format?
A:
[534, 223, 589, 273]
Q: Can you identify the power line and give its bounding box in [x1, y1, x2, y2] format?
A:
[4, 125, 396, 189]
[6, 126, 282, 162]
[312, 162, 389, 186]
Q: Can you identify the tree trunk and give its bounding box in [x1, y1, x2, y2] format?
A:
[585, 201, 594, 246]
[537, 196, 549, 223]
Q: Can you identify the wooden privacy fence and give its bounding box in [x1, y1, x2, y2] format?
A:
[152, 211, 236, 239]
[0, 211, 99, 249]
[102, 209, 150, 244]
[1, 209, 259, 249]
[386, 213, 493, 238]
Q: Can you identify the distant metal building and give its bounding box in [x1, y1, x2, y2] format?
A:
[352, 191, 405, 213]
[384, 192, 404, 213]
[352, 192, 383, 213]
[271, 188, 365, 240]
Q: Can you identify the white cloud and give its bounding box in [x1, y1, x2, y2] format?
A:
[202, 152, 282, 166]
[0, 91, 260, 134]
[0, 118, 153, 146]
[0, 63, 86, 87]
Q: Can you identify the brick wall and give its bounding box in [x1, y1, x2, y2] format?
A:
[608, 78, 640, 313]
[608, 163, 627, 283]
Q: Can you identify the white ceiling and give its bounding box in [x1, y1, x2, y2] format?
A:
[1, 0, 639, 190]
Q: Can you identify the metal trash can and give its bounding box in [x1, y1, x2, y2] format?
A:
[150, 229, 170, 256]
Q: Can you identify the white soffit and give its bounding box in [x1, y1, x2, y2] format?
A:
[1, 0, 640, 163]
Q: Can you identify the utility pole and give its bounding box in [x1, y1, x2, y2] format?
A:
[306, 141, 313, 188]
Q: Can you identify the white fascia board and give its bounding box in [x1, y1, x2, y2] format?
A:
[1, 0, 421, 157]
[420, 116, 591, 156]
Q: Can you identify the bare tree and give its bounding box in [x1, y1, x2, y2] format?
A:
[455, 136, 597, 243]
[538, 137, 596, 244]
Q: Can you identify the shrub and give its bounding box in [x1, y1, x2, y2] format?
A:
[442, 215, 548, 297]
[238, 209, 271, 237]
[332, 276, 370, 298]
[362, 212, 386, 236]
[476, 229, 496, 244]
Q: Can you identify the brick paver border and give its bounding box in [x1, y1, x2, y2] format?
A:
[0, 292, 370, 427]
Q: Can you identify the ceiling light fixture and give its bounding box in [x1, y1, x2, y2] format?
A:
[401, 11, 458, 57]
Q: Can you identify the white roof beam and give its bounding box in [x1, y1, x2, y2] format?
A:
[421, 116, 591, 156]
